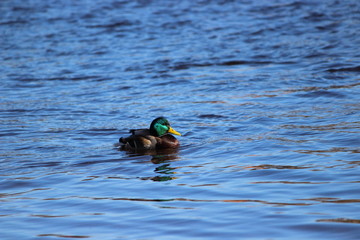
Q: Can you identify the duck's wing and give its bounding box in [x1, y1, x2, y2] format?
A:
[120, 130, 158, 150]
[129, 128, 151, 136]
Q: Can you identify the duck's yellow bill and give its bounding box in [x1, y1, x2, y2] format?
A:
[168, 127, 181, 136]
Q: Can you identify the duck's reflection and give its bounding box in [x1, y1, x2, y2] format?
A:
[150, 149, 179, 164]
[120, 147, 179, 182]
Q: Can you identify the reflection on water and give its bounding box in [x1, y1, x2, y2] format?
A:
[117, 145, 180, 181]
[317, 218, 360, 224]
[119, 147, 180, 163]
[37, 234, 90, 239]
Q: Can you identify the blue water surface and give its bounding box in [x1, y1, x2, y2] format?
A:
[1, 0, 360, 239]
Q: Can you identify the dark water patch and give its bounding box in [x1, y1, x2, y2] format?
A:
[327, 65, 360, 72]
[0, 128, 29, 137]
[10, 6, 38, 12]
[315, 22, 340, 31]
[0, 20, 28, 26]
[198, 114, 227, 119]
[169, 59, 297, 71]
[31, 214, 69, 218]
[38, 234, 90, 238]
[161, 20, 194, 30]
[10, 75, 105, 82]
[296, 90, 346, 99]
[218, 60, 274, 66]
[23, 161, 63, 169]
[54, 75, 105, 82]
[86, 19, 139, 29]
[171, 62, 212, 71]
[73, 160, 109, 167]
[132, 59, 285, 73]
[303, 11, 328, 21]
[0, 178, 43, 190]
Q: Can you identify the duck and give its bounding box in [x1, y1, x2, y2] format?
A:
[119, 117, 181, 151]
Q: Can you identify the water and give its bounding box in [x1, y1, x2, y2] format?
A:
[1, 0, 360, 239]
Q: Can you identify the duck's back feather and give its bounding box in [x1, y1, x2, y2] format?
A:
[129, 129, 150, 136]
[120, 128, 157, 150]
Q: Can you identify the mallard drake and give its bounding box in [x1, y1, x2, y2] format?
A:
[119, 117, 181, 151]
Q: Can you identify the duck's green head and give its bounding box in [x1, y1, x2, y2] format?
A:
[150, 117, 181, 137]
